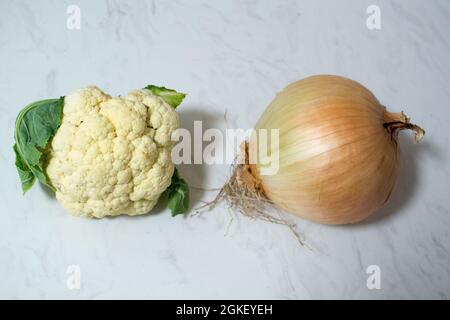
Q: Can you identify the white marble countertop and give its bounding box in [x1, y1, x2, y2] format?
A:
[1, 0, 449, 299]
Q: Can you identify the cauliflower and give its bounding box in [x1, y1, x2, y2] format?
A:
[14, 85, 189, 218]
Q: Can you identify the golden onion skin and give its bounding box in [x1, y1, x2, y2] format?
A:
[250, 75, 401, 224]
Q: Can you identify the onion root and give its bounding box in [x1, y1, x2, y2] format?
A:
[196, 142, 305, 245]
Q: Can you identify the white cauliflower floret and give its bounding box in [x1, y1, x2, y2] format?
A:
[46, 86, 179, 218]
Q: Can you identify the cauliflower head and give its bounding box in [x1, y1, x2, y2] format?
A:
[45, 86, 179, 218]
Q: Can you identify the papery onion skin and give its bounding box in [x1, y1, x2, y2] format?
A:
[249, 75, 422, 224]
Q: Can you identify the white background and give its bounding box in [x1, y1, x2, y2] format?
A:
[0, 0, 449, 299]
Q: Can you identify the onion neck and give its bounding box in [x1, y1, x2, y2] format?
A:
[383, 111, 425, 143]
[237, 142, 263, 192]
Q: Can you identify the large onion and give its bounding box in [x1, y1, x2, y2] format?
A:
[244, 75, 424, 224]
[209, 75, 425, 227]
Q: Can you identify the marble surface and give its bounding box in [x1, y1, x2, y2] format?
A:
[1, 0, 449, 299]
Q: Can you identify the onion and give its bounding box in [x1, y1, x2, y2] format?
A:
[210, 75, 425, 226]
